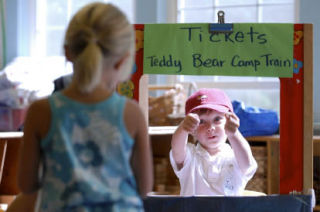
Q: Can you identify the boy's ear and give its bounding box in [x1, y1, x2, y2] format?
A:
[114, 52, 130, 71]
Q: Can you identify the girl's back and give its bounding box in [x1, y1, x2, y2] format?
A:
[39, 92, 143, 211]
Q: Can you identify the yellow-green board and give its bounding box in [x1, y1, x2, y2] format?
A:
[143, 23, 293, 77]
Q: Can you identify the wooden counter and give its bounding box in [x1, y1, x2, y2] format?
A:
[0, 131, 319, 204]
[0, 132, 23, 196]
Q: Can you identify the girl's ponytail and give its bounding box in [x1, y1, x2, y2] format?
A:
[73, 36, 103, 93]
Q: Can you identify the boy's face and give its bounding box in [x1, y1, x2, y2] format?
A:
[194, 109, 227, 150]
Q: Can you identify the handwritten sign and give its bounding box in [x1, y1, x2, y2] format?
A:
[143, 23, 293, 77]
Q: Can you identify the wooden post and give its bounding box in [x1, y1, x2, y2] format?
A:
[303, 24, 313, 193]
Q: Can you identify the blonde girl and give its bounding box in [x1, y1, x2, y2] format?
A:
[16, 3, 153, 211]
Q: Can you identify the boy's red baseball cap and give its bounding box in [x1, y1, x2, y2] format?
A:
[185, 88, 233, 115]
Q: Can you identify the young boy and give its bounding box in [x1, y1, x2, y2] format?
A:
[170, 88, 257, 196]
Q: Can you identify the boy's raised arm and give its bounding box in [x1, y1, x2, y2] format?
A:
[225, 112, 257, 175]
[171, 113, 199, 169]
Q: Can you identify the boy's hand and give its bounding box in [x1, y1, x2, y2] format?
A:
[181, 113, 200, 134]
[225, 112, 240, 137]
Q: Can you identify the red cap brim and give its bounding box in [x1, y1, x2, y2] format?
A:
[188, 104, 231, 114]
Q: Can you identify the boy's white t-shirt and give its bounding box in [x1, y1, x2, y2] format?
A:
[169, 142, 257, 196]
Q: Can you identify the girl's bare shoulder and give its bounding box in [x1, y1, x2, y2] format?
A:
[25, 98, 51, 138]
[125, 98, 142, 111]
[27, 98, 50, 116]
[123, 99, 147, 137]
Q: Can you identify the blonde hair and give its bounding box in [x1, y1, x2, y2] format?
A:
[64, 3, 134, 93]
